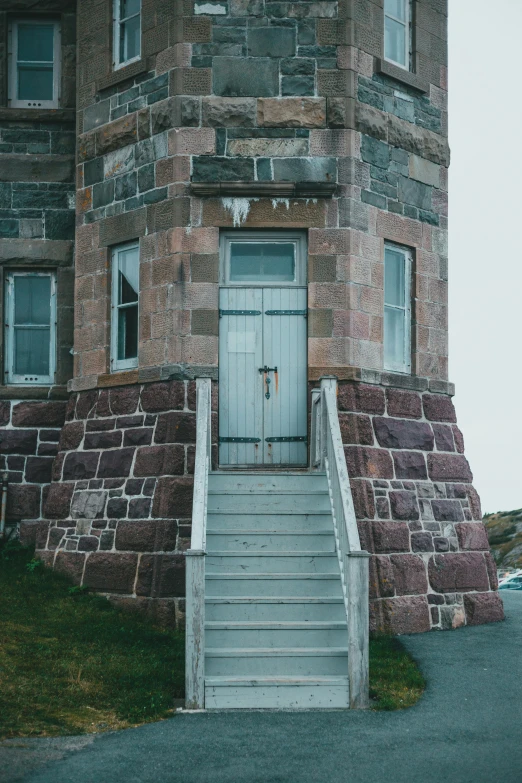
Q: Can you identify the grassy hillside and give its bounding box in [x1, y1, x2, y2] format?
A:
[484, 509, 522, 569]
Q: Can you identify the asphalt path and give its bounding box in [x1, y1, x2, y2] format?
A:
[3, 592, 521, 783]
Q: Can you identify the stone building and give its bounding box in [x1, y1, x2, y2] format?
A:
[1, 0, 503, 641]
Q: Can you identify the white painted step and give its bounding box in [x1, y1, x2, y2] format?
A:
[207, 512, 332, 532]
[207, 492, 331, 514]
[205, 597, 345, 622]
[204, 676, 349, 709]
[205, 574, 343, 597]
[209, 472, 327, 492]
[206, 552, 340, 574]
[206, 531, 336, 552]
[205, 621, 348, 648]
[205, 648, 349, 676]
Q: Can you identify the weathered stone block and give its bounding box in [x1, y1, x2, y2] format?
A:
[386, 389, 422, 419]
[109, 387, 140, 415]
[25, 457, 53, 484]
[372, 520, 410, 553]
[273, 157, 336, 182]
[345, 446, 394, 479]
[96, 115, 137, 156]
[431, 499, 464, 522]
[115, 520, 178, 553]
[141, 381, 185, 413]
[432, 423, 455, 452]
[84, 553, 138, 594]
[44, 483, 74, 519]
[464, 593, 505, 626]
[59, 422, 85, 452]
[389, 491, 419, 521]
[6, 483, 40, 520]
[338, 383, 385, 414]
[53, 552, 85, 584]
[428, 553, 489, 592]
[155, 412, 196, 444]
[71, 490, 107, 520]
[393, 451, 428, 480]
[454, 522, 489, 551]
[390, 554, 429, 595]
[339, 413, 374, 445]
[398, 176, 432, 210]
[0, 430, 38, 455]
[361, 135, 389, 169]
[192, 156, 255, 182]
[63, 452, 99, 481]
[423, 393, 456, 422]
[152, 477, 193, 518]
[213, 57, 279, 97]
[371, 555, 395, 598]
[374, 418, 434, 451]
[12, 401, 66, 428]
[202, 97, 256, 128]
[377, 596, 431, 634]
[427, 453, 472, 482]
[411, 531, 434, 552]
[257, 98, 326, 128]
[350, 478, 375, 519]
[107, 497, 128, 518]
[97, 449, 134, 479]
[409, 154, 440, 187]
[134, 445, 185, 477]
[136, 554, 185, 597]
[248, 27, 295, 57]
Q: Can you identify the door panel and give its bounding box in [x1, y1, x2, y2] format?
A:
[219, 287, 307, 466]
[262, 288, 307, 466]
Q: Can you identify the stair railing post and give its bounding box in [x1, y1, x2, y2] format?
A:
[346, 550, 371, 709]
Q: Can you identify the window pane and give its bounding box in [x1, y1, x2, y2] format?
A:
[14, 277, 51, 325]
[230, 243, 295, 282]
[118, 305, 138, 360]
[384, 249, 405, 307]
[384, 307, 406, 371]
[121, 15, 141, 62]
[18, 24, 54, 62]
[18, 64, 54, 101]
[121, 0, 141, 18]
[14, 328, 50, 376]
[385, 16, 406, 65]
[117, 249, 139, 304]
[385, 0, 406, 21]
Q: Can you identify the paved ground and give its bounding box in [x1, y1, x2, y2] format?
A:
[3, 591, 521, 783]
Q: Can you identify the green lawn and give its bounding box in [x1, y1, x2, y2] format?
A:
[0, 543, 423, 738]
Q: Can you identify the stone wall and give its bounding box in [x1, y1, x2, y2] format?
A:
[338, 381, 504, 632]
[21, 380, 217, 628]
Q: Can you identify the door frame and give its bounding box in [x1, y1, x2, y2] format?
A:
[218, 230, 308, 469]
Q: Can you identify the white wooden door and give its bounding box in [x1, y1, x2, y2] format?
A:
[219, 287, 307, 466]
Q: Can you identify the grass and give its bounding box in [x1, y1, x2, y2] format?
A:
[369, 634, 425, 710]
[0, 543, 184, 739]
[0, 543, 424, 738]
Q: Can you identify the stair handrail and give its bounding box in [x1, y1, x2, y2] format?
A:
[311, 376, 371, 709]
[185, 377, 212, 709]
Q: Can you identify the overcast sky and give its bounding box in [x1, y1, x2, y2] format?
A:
[448, 0, 522, 513]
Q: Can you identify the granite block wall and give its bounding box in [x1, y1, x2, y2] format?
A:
[21, 380, 218, 627]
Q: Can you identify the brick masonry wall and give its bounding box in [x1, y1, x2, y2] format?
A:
[21, 380, 218, 628]
[338, 382, 504, 632]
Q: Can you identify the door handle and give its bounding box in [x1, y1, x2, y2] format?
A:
[259, 366, 278, 400]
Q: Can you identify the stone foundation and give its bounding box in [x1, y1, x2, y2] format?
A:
[20, 379, 217, 629]
[337, 381, 504, 632]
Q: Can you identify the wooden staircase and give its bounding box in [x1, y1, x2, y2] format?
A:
[203, 472, 349, 709]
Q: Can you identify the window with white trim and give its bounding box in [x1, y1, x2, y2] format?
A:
[384, 243, 412, 374]
[384, 0, 411, 70]
[111, 243, 139, 371]
[113, 0, 141, 70]
[8, 19, 61, 109]
[4, 271, 57, 385]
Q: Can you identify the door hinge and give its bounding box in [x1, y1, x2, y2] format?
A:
[265, 310, 307, 317]
[219, 437, 261, 443]
[219, 310, 261, 317]
[265, 436, 307, 443]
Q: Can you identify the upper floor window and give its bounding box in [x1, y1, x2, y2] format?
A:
[8, 20, 61, 109]
[4, 271, 57, 386]
[384, 0, 411, 70]
[384, 244, 412, 374]
[111, 243, 139, 372]
[113, 0, 141, 70]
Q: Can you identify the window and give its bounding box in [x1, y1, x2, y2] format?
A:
[4, 272, 56, 385]
[8, 20, 60, 109]
[111, 243, 139, 371]
[221, 231, 307, 286]
[384, 244, 412, 374]
[113, 0, 141, 70]
[384, 0, 411, 70]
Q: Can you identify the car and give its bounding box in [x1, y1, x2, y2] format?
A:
[498, 570, 522, 586]
[499, 579, 522, 591]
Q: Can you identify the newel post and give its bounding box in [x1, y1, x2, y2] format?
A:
[347, 551, 371, 709]
[185, 549, 206, 710]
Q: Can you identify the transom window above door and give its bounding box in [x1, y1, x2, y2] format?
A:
[220, 231, 307, 286]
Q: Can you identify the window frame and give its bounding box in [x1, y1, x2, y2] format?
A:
[220, 230, 307, 287]
[383, 242, 412, 375]
[113, 0, 142, 71]
[8, 18, 61, 110]
[111, 241, 140, 373]
[383, 0, 411, 72]
[4, 270, 57, 386]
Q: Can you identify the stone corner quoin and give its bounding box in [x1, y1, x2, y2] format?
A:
[0, 0, 503, 633]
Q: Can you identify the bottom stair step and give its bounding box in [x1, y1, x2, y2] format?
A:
[205, 676, 349, 710]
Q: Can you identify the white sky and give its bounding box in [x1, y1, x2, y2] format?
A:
[449, 0, 522, 513]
